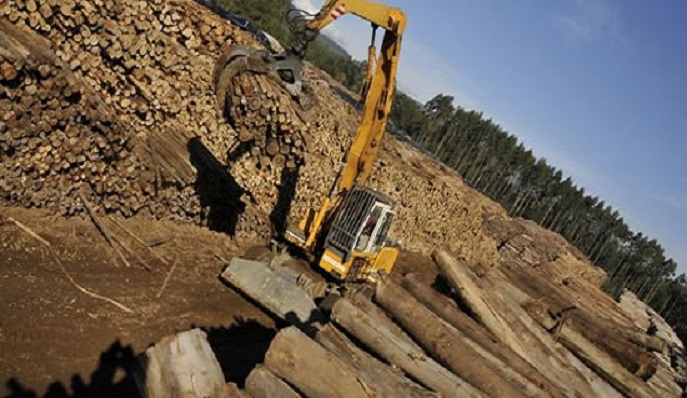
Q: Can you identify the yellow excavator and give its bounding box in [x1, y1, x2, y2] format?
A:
[283, 0, 406, 283]
[217, 0, 406, 309]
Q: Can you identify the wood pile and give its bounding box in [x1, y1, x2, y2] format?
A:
[0, 0, 507, 262]
[0, 0, 271, 238]
[0, 18, 152, 217]
[215, 62, 308, 170]
[148, 248, 681, 397]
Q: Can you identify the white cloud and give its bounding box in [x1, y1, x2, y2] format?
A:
[291, 0, 348, 48]
[553, 0, 622, 45]
[291, 0, 319, 14]
[658, 194, 687, 213]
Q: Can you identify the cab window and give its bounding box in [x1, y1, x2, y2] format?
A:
[354, 206, 383, 252]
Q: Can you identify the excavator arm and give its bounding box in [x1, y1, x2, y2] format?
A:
[305, 0, 404, 33]
[335, 4, 405, 190]
[291, 0, 406, 191]
[283, 0, 406, 272]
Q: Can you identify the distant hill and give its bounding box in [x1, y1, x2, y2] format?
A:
[317, 34, 349, 57]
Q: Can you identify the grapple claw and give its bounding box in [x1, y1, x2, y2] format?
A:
[214, 45, 303, 117]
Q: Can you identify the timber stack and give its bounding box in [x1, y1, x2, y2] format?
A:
[0, 17, 152, 218]
[0, 0, 506, 259]
[218, 71, 308, 171]
[145, 249, 684, 397]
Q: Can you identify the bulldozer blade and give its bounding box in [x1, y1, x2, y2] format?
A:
[220, 257, 322, 325]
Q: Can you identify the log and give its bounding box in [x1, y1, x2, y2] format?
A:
[402, 273, 563, 397]
[330, 297, 484, 397]
[375, 278, 529, 398]
[433, 250, 597, 397]
[566, 311, 658, 379]
[264, 327, 381, 398]
[526, 301, 656, 398]
[622, 331, 667, 354]
[432, 249, 523, 352]
[502, 264, 659, 378]
[142, 329, 226, 398]
[245, 366, 300, 398]
[226, 383, 251, 398]
[346, 290, 416, 346]
[315, 323, 438, 398]
[505, 263, 664, 356]
[402, 273, 499, 348]
[220, 258, 322, 325]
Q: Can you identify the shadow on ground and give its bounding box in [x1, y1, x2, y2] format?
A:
[3, 341, 141, 398]
[203, 318, 276, 387]
[269, 165, 301, 237]
[3, 319, 278, 397]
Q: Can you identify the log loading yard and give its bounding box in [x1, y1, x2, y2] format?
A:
[0, 0, 686, 397]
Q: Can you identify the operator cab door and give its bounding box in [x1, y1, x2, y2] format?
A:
[322, 188, 397, 280]
[354, 203, 394, 254]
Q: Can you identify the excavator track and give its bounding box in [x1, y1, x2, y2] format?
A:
[214, 45, 308, 170]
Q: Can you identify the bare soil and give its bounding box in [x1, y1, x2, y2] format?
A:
[0, 206, 435, 398]
[0, 207, 275, 398]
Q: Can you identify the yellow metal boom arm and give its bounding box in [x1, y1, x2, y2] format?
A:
[306, 0, 405, 32]
[301, 0, 407, 191]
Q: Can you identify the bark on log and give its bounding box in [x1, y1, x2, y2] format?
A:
[433, 249, 598, 398]
[567, 311, 658, 379]
[245, 366, 301, 398]
[375, 278, 530, 398]
[432, 249, 524, 353]
[526, 301, 656, 398]
[264, 327, 381, 398]
[330, 297, 484, 397]
[623, 331, 668, 354]
[142, 329, 226, 398]
[502, 262, 659, 379]
[346, 290, 416, 346]
[402, 273, 563, 397]
[505, 263, 665, 359]
[315, 323, 438, 398]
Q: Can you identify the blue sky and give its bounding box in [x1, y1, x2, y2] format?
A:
[293, 0, 687, 273]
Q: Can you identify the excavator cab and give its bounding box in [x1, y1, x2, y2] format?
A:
[320, 188, 398, 282]
[287, 188, 399, 282]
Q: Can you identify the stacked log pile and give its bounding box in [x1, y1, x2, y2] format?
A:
[0, 18, 153, 217]
[150, 248, 678, 397]
[485, 216, 686, 396]
[218, 71, 308, 170]
[0, 0, 282, 239]
[0, 0, 506, 261]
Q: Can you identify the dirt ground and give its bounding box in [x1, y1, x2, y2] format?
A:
[0, 206, 435, 398]
[0, 206, 278, 398]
